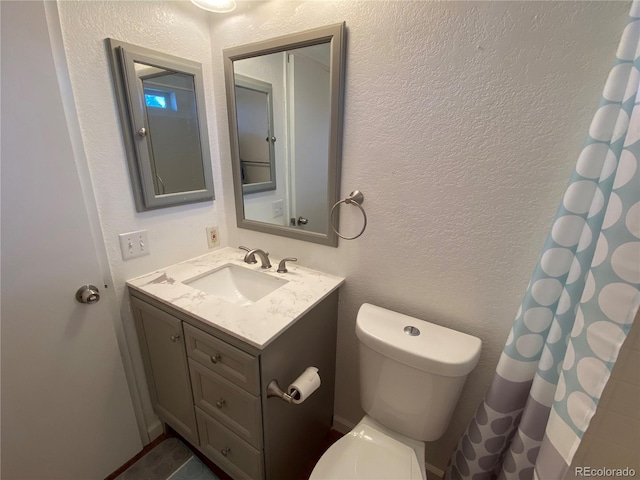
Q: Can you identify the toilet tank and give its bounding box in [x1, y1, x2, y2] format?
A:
[356, 303, 481, 442]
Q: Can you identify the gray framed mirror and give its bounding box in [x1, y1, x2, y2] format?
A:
[224, 23, 346, 247]
[107, 39, 214, 211]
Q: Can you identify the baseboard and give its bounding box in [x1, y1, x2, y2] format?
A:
[332, 415, 355, 434]
[426, 463, 445, 480]
[147, 420, 164, 443]
[104, 433, 169, 480]
[332, 415, 445, 480]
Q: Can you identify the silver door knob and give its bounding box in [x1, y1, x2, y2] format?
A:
[297, 216, 308, 226]
[137, 127, 147, 137]
[75, 285, 100, 304]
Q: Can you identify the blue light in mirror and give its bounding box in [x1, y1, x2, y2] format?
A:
[145, 92, 167, 109]
[144, 88, 178, 111]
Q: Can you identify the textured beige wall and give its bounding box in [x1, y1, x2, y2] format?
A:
[210, 1, 631, 471]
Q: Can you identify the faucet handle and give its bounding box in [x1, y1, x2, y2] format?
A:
[239, 246, 257, 264]
[277, 257, 297, 273]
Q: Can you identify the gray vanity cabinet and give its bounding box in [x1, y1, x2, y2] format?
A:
[129, 288, 339, 480]
[130, 297, 199, 445]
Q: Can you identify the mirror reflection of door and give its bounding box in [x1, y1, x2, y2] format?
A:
[234, 75, 276, 193]
[237, 87, 271, 184]
[135, 63, 206, 195]
[287, 50, 330, 233]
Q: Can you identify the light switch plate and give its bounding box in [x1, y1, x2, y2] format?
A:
[272, 199, 284, 218]
[118, 230, 150, 260]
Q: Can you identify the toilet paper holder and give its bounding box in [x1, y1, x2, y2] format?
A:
[266, 379, 297, 404]
[267, 366, 321, 404]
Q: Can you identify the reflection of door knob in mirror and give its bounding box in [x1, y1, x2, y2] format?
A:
[137, 127, 147, 137]
[297, 216, 308, 226]
[75, 285, 100, 304]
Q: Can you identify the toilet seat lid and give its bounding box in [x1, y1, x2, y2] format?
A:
[310, 419, 425, 480]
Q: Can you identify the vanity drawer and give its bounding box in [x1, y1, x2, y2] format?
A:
[184, 323, 260, 395]
[196, 407, 264, 480]
[189, 358, 263, 448]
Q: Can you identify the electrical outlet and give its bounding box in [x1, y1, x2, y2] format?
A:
[272, 199, 284, 218]
[206, 226, 220, 248]
[118, 230, 150, 260]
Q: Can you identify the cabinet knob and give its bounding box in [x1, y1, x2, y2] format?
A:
[210, 353, 222, 364]
[170, 334, 181, 342]
[221, 447, 231, 457]
[216, 398, 226, 409]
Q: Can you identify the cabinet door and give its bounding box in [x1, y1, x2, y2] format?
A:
[131, 297, 198, 444]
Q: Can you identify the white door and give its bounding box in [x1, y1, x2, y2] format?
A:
[1, 2, 142, 478]
[288, 53, 331, 233]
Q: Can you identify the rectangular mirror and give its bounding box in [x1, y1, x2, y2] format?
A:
[224, 23, 345, 247]
[107, 39, 214, 211]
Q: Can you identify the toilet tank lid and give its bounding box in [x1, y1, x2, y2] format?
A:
[356, 303, 482, 377]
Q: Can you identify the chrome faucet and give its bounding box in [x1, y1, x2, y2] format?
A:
[239, 246, 257, 264]
[244, 248, 271, 269]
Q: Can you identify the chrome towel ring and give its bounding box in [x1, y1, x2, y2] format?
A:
[330, 190, 367, 240]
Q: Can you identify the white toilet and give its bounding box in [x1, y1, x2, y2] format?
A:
[310, 303, 482, 480]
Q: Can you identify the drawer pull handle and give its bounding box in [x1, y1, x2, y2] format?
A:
[221, 447, 231, 457]
[210, 353, 222, 364]
[169, 334, 181, 342]
[216, 398, 226, 409]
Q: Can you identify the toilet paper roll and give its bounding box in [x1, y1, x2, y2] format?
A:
[287, 367, 321, 405]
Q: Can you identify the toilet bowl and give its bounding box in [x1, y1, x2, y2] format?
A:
[310, 416, 426, 480]
[310, 303, 482, 480]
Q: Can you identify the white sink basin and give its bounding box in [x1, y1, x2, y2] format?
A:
[183, 264, 288, 306]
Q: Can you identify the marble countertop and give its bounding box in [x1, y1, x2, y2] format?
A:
[126, 247, 345, 349]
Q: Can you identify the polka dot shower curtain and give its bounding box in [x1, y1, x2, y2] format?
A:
[446, 3, 640, 480]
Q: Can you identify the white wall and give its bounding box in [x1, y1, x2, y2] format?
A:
[56, 0, 226, 435]
[210, 1, 631, 471]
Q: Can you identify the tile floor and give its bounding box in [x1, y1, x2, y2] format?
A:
[109, 427, 341, 480]
[113, 437, 219, 480]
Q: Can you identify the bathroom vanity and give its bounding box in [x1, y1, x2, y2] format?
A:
[127, 248, 344, 480]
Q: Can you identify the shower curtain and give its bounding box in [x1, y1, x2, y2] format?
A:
[446, 3, 640, 480]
